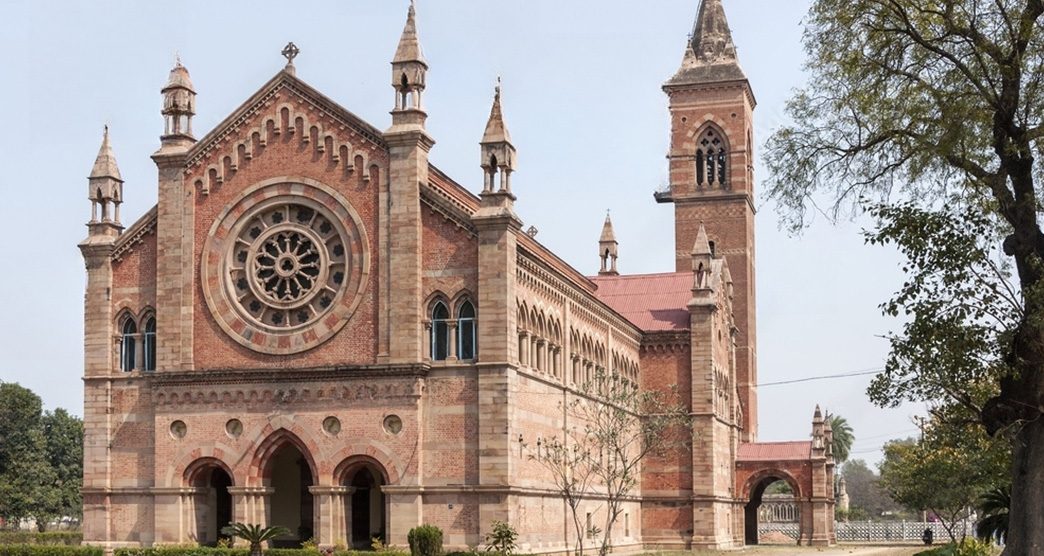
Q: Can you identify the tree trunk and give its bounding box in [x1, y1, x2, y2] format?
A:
[1002, 415, 1044, 555]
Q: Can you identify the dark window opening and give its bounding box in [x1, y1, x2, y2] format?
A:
[120, 318, 136, 372]
[431, 301, 450, 361]
[143, 317, 156, 372]
[458, 300, 476, 360]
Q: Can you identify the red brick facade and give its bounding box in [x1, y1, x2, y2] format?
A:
[79, 1, 833, 552]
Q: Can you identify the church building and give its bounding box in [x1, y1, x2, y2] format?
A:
[79, 0, 835, 551]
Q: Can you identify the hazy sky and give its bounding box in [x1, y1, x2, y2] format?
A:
[0, 0, 924, 466]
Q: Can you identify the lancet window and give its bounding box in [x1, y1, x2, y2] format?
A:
[120, 318, 137, 373]
[695, 127, 728, 188]
[427, 295, 478, 362]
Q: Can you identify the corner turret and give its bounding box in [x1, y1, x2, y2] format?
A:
[480, 79, 517, 199]
[390, 0, 429, 131]
[160, 57, 196, 148]
[86, 126, 124, 237]
[598, 213, 619, 276]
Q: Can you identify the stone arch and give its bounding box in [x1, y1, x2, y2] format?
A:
[333, 454, 392, 549]
[742, 467, 802, 500]
[742, 467, 804, 545]
[181, 456, 236, 546]
[165, 444, 240, 488]
[328, 441, 404, 487]
[249, 427, 320, 486]
[450, 289, 475, 315]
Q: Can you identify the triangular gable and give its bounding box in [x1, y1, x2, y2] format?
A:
[112, 205, 158, 262]
[185, 70, 388, 193]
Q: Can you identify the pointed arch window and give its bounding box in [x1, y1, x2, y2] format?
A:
[143, 317, 156, 372]
[695, 128, 728, 188]
[431, 301, 450, 361]
[457, 300, 476, 360]
[120, 318, 137, 372]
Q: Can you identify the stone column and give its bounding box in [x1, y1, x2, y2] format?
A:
[227, 487, 274, 527]
[309, 486, 352, 548]
[447, 321, 459, 361]
[148, 487, 200, 545]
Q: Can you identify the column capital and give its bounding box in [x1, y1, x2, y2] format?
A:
[226, 486, 275, 495]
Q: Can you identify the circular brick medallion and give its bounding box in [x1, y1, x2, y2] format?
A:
[225, 418, 243, 438]
[170, 420, 187, 439]
[383, 414, 402, 435]
[202, 178, 370, 355]
[323, 416, 342, 435]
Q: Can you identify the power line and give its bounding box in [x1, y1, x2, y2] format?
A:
[757, 368, 883, 388]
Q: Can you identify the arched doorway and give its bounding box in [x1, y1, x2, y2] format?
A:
[187, 462, 233, 546]
[266, 442, 315, 547]
[744, 475, 800, 545]
[342, 461, 387, 548]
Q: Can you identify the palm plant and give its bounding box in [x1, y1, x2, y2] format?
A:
[975, 485, 1010, 544]
[826, 412, 854, 463]
[220, 522, 291, 556]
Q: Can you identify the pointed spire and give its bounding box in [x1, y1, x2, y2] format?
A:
[90, 125, 122, 181]
[394, 0, 426, 65]
[666, 0, 746, 86]
[814, 404, 823, 420]
[164, 56, 195, 93]
[482, 78, 512, 145]
[480, 78, 517, 197]
[692, 223, 711, 256]
[691, 0, 738, 65]
[599, 212, 616, 243]
[598, 211, 619, 276]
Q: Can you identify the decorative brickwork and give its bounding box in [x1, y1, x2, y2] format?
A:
[79, 1, 832, 552]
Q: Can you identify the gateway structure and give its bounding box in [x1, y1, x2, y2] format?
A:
[79, 0, 835, 550]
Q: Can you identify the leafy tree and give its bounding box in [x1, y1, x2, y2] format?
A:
[0, 383, 58, 527]
[764, 1, 1044, 552]
[527, 370, 691, 556]
[39, 409, 84, 526]
[878, 423, 1008, 542]
[842, 459, 906, 519]
[826, 412, 855, 464]
[976, 485, 1011, 544]
[220, 523, 290, 556]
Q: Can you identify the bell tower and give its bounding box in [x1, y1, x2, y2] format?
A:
[659, 0, 758, 441]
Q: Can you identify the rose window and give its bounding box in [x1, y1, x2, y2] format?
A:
[202, 180, 370, 355]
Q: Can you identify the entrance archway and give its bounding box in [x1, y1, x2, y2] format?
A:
[341, 460, 387, 548]
[187, 461, 233, 546]
[744, 474, 801, 545]
[266, 442, 315, 547]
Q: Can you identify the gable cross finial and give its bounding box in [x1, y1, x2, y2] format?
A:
[282, 42, 300, 66]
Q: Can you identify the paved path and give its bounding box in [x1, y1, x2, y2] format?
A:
[685, 545, 926, 556]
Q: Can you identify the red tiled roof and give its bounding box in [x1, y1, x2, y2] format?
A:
[589, 272, 693, 332]
[737, 441, 813, 462]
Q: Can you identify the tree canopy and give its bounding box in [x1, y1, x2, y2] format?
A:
[0, 382, 83, 529]
[826, 412, 855, 463]
[766, 1, 1044, 552]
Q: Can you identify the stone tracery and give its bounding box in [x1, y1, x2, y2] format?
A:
[202, 179, 370, 355]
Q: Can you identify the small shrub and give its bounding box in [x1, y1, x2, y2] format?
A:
[0, 533, 83, 546]
[914, 539, 995, 556]
[0, 546, 102, 556]
[407, 525, 443, 556]
[483, 521, 517, 556]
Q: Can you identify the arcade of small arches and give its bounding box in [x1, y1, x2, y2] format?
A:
[177, 429, 394, 549]
[513, 299, 640, 389]
[517, 301, 564, 379]
[116, 309, 156, 373]
[426, 293, 476, 361]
